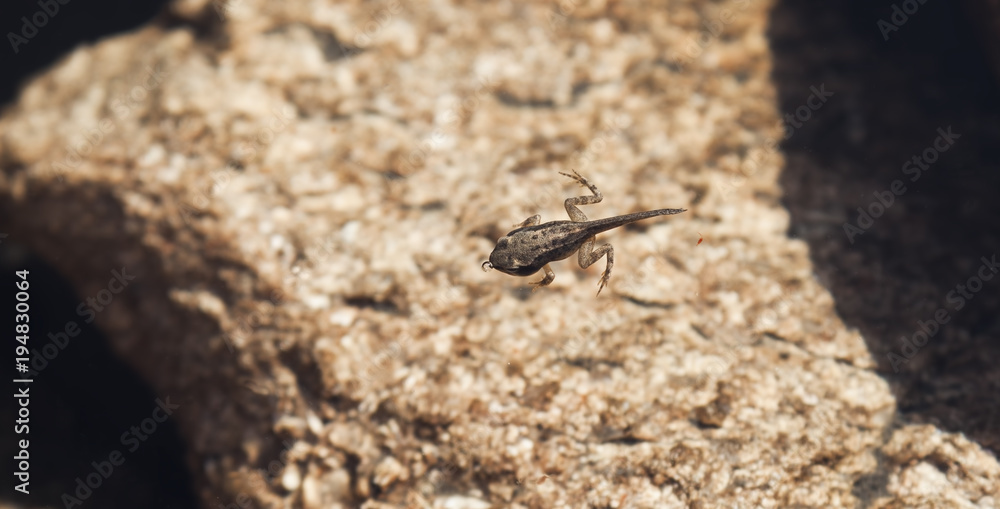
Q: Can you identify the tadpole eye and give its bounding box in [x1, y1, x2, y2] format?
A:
[482, 261, 493, 272]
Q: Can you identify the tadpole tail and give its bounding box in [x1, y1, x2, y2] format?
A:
[586, 208, 687, 235]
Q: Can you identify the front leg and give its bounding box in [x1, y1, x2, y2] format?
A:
[513, 214, 541, 228]
[577, 237, 614, 296]
[559, 169, 603, 222]
[530, 264, 556, 291]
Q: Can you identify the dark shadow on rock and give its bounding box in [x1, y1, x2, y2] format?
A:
[0, 0, 177, 106]
[768, 0, 1000, 454]
[0, 245, 199, 508]
[768, 0, 1000, 456]
[2, 2, 202, 500]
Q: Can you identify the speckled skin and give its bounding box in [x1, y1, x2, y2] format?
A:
[484, 170, 686, 295]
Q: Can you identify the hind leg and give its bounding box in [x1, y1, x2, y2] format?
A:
[577, 238, 614, 296]
[559, 169, 602, 222]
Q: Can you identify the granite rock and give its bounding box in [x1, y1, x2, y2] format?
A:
[1, 0, 997, 507]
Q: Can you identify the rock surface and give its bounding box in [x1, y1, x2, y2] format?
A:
[1, 0, 997, 507]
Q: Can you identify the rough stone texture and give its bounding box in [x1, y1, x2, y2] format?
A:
[1, 0, 998, 508]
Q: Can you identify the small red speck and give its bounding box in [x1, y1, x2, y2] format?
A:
[696, 233, 704, 246]
[537, 475, 549, 484]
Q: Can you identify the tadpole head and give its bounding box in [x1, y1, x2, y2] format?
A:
[486, 239, 539, 277]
